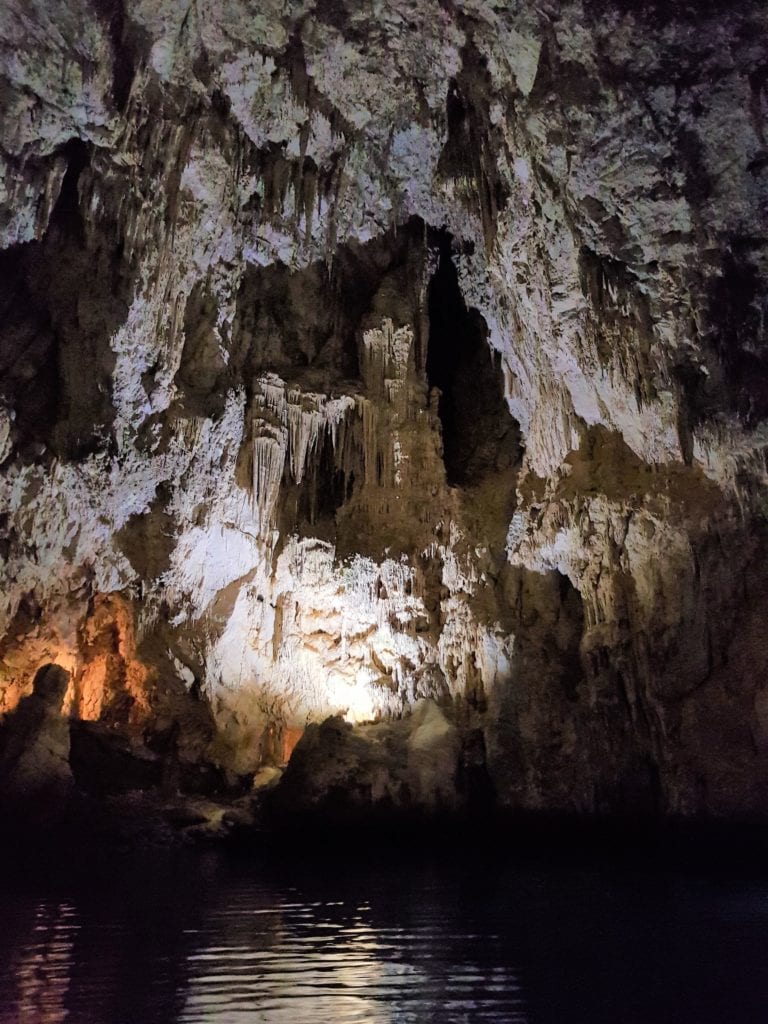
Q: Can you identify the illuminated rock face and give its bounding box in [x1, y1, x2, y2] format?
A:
[1, 0, 768, 817]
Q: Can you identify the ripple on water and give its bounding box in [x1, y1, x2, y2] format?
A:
[179, 898, 526, 1024]
[3, 855, 768, 1024]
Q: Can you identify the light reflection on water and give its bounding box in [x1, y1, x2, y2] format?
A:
[2, 849, 768, 1023]
[175, 876, 528, 1024]
[180, 906, 526, 1024]
[10, 901, 78, 1024]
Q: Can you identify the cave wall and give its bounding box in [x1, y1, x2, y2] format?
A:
[1, 0, 768, 816]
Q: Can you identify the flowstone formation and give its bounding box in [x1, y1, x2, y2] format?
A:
[1, 0, 768, 821]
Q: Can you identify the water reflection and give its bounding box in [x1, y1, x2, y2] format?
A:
[2, 851, 768, 1023]
[180, 879, 528, 1023]
[12, 901, 77, 1024]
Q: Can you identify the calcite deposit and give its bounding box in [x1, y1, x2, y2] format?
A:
[1, 0, 768, 821]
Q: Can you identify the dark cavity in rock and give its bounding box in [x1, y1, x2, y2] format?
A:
[426, 231, 521, 488]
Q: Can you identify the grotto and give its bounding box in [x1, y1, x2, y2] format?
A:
[1, 1, 768, 1020]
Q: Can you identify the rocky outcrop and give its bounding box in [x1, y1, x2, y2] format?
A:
[0, 664, 73, 822]
[1, 0, 768, 822]
[268, 699, 463, 824]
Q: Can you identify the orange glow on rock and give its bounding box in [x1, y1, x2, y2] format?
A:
[0, 594, 155, 734]
[72, 595, 152, 728]
[281, 726, 304, 765]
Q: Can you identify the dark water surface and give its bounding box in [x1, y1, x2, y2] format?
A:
[1, 837, 768, 1023]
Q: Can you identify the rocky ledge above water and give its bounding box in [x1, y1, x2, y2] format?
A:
[0, 665, 756, 851]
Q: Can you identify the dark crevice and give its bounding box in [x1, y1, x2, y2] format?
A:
[578, 246, 657, 407]
[297, 430, 347, 531]
[91, 0, 137, 112]
[277, 431, 348, 545]
[675, 251, 768, 432]
[47, 139, 90, 242]
[706, 254, 768, 427]
[0, 139, 135, 460]
[555, 572, 586, 702]
[426, 231, 521, 487]
[436, 39, 509, 248]
[0, 241, 59, 450]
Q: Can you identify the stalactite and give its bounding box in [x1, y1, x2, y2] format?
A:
[251, 375, 358, 530]
[252, 424, 287, 531]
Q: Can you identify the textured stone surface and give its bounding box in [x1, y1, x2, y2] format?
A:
[1, 0, 768, 819]
[269, 699, 463, 822]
